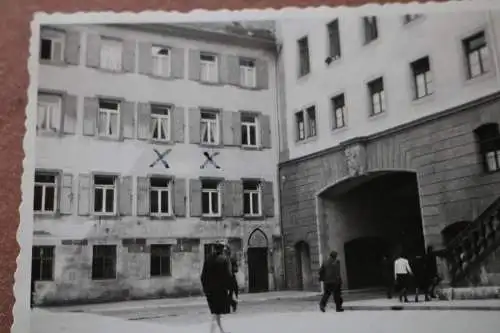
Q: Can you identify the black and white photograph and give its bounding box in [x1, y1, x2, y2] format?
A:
[21, 1, 500, 332]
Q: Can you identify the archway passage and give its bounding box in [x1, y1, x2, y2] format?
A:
[319, 171, 426, 290]
[247, 229, 269, 293]
[295, 241, 312, 290]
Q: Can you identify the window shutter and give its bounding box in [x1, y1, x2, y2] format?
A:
[120, 100, 135, 139]
[62, 94, 78, 135]
[64, 30, 81, 65]
[189, 179, 202, 217]
[138, 41, 153, 75]
[59, 173, 74, 215]
[122, 39, 136, 73]
[222, 180, 232, 217]
[136, 176, 149, 216]
[218, 54, 228, 84]
[222, 110, 235, 146]
[119, 176, 133, 216]
[137, 102, 151, 140]
[255, 59, 269, 90]
[259, 114, 271, 149]
[262, 181, 274, 217]
[188, 107, 201, 144]
[232, 111, 242, 146]
[77, 173, 91, 216]
[188, 49, 201, 81]
[172, 106, 185, 143]
[226, 55, 240, 86]
[173, 178, 186, 217]
[85, 33, 101, 68]
[170, 47, 185, 79]
[83, 97, 98, 136]
[223, 180, 242, 217]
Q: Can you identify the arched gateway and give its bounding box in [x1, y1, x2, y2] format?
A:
[247, 228, 269, 292]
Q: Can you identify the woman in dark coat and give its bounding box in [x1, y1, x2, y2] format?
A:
[201, 243, 233, 333]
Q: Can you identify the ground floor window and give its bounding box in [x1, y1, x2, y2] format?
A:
[91, 245, 116, 280]
[150, 244, 172, 277]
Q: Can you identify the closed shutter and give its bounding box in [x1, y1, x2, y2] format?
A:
[62, 94, 77, 135]
[188, 107, 201, 144]
[83, 97, 98, 136]
[136, 176, 149, 216]
[170, 47, 185, 79]
[262, 181, 275, 217]
[259, 114, 271, 149]
[232, 111, 242, 146]
[226, 55, 240, 86]
[85, 33, 101, 68]
[77, 173, 91, 216]
[189, 179, 202, 217]
[218, 54, 228, 84]
[255, 58, 269, 90]
[122, 39, 136, 73]
[64, 30, 81, 65]
[120, 100, 135, 139]
[59, 173, 73, 215]
[136, 102, 151, 140]
[188, 49, 201, 81]
[172, 106, 185, 143]
[119, 176, 133, 216]
[223, 180, 242, 217]
[173, 178, 186, 217]
[221, 111, 234, 146]
[138, 41, 153, 75]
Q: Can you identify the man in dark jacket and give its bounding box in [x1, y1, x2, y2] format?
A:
[318, 250, 344, 312]
[225, 245, 239, 312]
[423, 245, 441, 300]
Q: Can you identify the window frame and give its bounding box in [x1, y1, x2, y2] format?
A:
[239, 58, 257, 88]
[327, 19, 341, 61]
[363, 16, 379, 44]
[200, 53, 219, 83]
[39, 29, 65, 62]
[295, 111, 305, 141]
[99, 38, 123, 72]
[150, 244, 172, 277]
[151, 46, 172, 77]
[367, 77, 386, 116]
[32, 246, 55, 281]
[200, 109, 220, 145]
[201, 180, 222, 217]
[241, 113, 259, 147]
[91, 245, 117, 280]
[298, 36, 311, 77]
[92, 174, 118, 216]
[97, 99, 121, 139]
[37, 93, 62, 134]
[149, 177, 172, 217]
[150, 104, 171, 142]
[463, 31, 489, 80]
[243, 181, 262, 217]
[33, 171, 58, 214]
[306, 106, 317, 138]
[410, 56, 433, 100]
[331, 93, 346, 129]
[474, 123, 500, 174]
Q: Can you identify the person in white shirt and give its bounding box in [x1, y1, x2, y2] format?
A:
[394, 255, 413, 303]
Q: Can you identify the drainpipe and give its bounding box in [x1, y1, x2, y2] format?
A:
[273, 39, 288, 290]
[486, 10, 500, 87]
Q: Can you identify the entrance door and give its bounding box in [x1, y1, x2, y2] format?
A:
[248, 247, 269, 293]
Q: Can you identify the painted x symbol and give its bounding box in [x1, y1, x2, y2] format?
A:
[200, 151, 221, 169]
[149, 148, 171, 168]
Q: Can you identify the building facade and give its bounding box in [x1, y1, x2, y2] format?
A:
[33, 23, 283, 305]
[276, 9, 500, 290]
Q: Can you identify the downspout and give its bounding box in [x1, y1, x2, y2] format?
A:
[273, 41, 288, 290]
[486, 10, 500, 87]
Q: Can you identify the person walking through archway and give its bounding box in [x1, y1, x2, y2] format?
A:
[394, 252, 413, 303]
[201, 243, 233, 333]
[318, 250, 344, 312]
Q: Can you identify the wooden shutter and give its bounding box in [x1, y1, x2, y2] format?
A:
[221, 110, 234, 146]
[64, 30, 81, 65]
[226, 55, 240, 86]
[59, 173, 73, 215]
[262, 181, 275, 217]
[121, 100, 135, 139]
[85, 33, 101, 68]
[119, 176, 133, 216]
[188, 49, 201, 81]
[138, 41, 153, 75]
[223, 180, 242, 217]
[173, 178, 186, 217]
[136, 176, 149, 216]
[170, 47, 185, 79]
[189, 179, 202, 217]
[218, 54, 228, 84]
[171, 106, 185, 143]
[82, 97, 98, 136]
[259, 114, 271, 149]
[136, 102, 151, 140]
[188, 107, 201, 144]
[62, 94, 77, 135]
[122, 39, 136, 73]
[77, 173, 91, 216]
[232, 111, 242, 146]
[255, 59, 269, 90]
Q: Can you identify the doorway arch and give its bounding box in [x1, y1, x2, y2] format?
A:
[294, 241, 312, 290]
[247, 229, 269, 293]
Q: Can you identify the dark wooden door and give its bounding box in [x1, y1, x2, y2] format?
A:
[248, 247, 269, 293]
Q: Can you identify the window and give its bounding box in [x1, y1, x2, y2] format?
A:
[150, 177, 171, 216]
[98, 100, 120, 138]
[403, 14, 423, 24]
[32, 246, 54, 281]
[463, 32, 489, 79]
[239, 58, 256, 88]
[40, 30, 64, 62]
[363, 16, 378, 44]
[100, 38, 122, 71]
[200, 110, 219, 145]
[200, 53, 218, 82]
[331, 94, 346, 129]
[306, 106, 317, 138]
[201, 180, 221, 217]
[34, 172, 57, 213]
[327, 19, 341, 61]
[474, 123, 500, 173]
[150, 105, 171, 141]
[93, 175, 117, 215]
[295, 112, 305, 141]
[92, 245, 116, 280]
[150, 244, 172, 277]
[151, 46, 171, 77]
[37, 93, 62, 133]
[298, 36, 310, 77]
[241, 114, 258, 147]
[411, 56, 433, 99]
[243, 181, 262, 216]
[368, 77, 386, 115]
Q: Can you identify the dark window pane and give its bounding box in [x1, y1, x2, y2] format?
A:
[253, 193, 260, 214]
[94, 175, 114, 185]
[161, 191, 169, 213]
[243, 193, 250, 214]
[32, 258, 41, 281]
[211, 192, 219, 213]
[35, 174, 56, 183]
[94, 189, 103, 212]
[241, 125, 248, 145]
[44, 186, 55, 211]
[150, 177, 169, 188]
[99, 101, 119, 111]
[151, 256, 161, 276]
[34, 185, 43, 211]
[202, 192, 210, 214]
[40, 39, 52, 60]
[161, 256, 171, 275]
[105, 189, 114, 212]
[249, 127, 256, 145]
[150, 190, 159, 213]
[41, 259, 53, 280]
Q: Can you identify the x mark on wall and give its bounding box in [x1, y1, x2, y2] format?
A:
[149, 148, 171, 168]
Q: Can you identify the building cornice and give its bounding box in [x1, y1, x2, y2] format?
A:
[104, 23, 277, 52]
[279, 90, 500, 169]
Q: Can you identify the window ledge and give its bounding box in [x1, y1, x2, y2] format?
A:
[150, 275, 173, 279]
[34, 212, 59, 218]
[97, 135, 121, 142]
[199, 143, 223, 149]
[411, 93, 435, 107]
[464, 70, 495, 87]
[325, 55, 342, 68]
[363, 37, 381, 48]
[198, 80, 223, 87]
[368, 110, 388, 121]
[150, 138, 175, 145]
[36, 130, 61, 138]
[146, 73, 178, 81]
[296, 135, 318, 146]
[200, 215, 223, 221]
[92, 213, 119, 220]
[149, 214, 175, 221]
[243, 215, 264, 221]
[96, 67, 126, 75]
[241, 145, 261, 151]
[331, 125, 348, 134]
[91, 278, 117, 281]
[297, 71, 312, 83]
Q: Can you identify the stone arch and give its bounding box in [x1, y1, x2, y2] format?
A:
[294, 240, 312, 290]
[441, 221, 472, 247]
[247, 228, 269, 292]
[248, 228, 268, 248]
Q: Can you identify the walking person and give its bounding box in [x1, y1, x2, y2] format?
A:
[394, 252, 413, 303]
[318, 250, 344, 312]
[423, 245, 441, 300]
[225, 245, 239, 312]
[201, 243, 233, 333]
